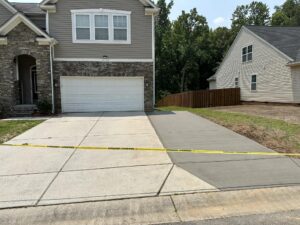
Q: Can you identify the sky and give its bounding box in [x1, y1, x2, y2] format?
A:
[10, 0, 286, 28]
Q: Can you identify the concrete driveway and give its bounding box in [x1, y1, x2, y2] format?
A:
[6, 112, 163, 148]
[148, 111, 300, 190]
[0, 112, 216, 209]
[2, 110, 300, 210]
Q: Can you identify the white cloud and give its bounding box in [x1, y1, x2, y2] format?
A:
[213, 17, 226, 26]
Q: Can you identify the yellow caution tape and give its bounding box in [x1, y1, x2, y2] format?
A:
[1, 143, 300, 157]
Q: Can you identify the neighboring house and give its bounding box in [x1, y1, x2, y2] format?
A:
[0, 0, 159, 114]
[208, 26, 300, 104]
[207, 74, 216, 90]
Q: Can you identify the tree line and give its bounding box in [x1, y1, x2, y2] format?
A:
[155, 0, 300, 100]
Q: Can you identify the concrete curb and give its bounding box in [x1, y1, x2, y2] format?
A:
[0, 186, 299, 225]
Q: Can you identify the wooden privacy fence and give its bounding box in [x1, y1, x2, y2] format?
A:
[157, 88, 240, 108]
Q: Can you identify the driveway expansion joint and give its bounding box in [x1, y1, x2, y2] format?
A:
[170, 195, 183, 222]
[35, 114, 103, 206]
[157, 164, 175, 196]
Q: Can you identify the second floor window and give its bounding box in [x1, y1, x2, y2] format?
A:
[242, 45, 253, 62]
[113, 16, 127, 41]
[95, 15, 109, 40]
[72, 9, 131, 44]
[76, 15, 90, 40]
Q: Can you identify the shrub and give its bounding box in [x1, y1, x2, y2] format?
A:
[0, 104, 7, 118]
[37, 100, 52, 114]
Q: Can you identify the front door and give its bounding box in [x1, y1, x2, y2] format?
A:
[31, 66, 38, 104]
[17, 55, 36, 104]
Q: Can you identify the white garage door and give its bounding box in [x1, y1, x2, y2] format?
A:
[60, 76, 144, 112]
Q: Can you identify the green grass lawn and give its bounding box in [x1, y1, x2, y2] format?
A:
[159, 107, 300, 154]
[0, 120, 44, 143]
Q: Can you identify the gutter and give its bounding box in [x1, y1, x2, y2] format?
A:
[287, 61, 300, 67]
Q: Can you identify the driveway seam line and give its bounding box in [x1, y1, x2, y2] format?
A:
[35, 113, 103, 206]
[34, 149, 77, 206]
[147, 114, 178, 164]
[175, 156, 286, 165]
[62, 163, 173, 173]
[170, 195, 182, 222]
[147, 114, 167, 148]
[0, 171, 60, 178]
[157, 164, 175, 196]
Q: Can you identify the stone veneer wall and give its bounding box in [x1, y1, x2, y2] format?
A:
[0, 23, 51, 114]
[53, 61, 154, 112]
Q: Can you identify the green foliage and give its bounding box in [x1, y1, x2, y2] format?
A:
[271, 11, 291, 26]
[0, 104, 8, 119]
[231, 1, 270, 36]
[155, 0, 300, 101]
[37, 100, 52, 114]
[155, 2, 231, 100]
[272, 0, 300, 25]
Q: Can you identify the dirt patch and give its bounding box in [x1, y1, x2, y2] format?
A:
[227, 124, 296, 154]
[214, 105, 300, 125]
[205, 115, 300, 156]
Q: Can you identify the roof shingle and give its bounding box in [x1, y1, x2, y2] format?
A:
[245, 25, 300, 61]
[10, 2, 45, 14]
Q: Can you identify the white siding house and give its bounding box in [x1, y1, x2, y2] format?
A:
[209, 26, 300, 104]
[207, 75, 216, 89]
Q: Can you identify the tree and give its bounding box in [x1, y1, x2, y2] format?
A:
[231, 1, 270, 37]
[272, 0, 300, 26]
[171, 9, 209, 91]
[272, 11, 290, 25]
[155, 0, 174, 99]
[154, 2, 263, 99]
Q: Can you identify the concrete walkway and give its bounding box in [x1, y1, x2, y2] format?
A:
[0, 112, 217, 209]
[148, 111, 300, 190]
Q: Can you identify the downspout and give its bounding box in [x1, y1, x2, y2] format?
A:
[46, 10, 55, 114]
[152, 14, 155, 109]
[50, 43, 55, 114]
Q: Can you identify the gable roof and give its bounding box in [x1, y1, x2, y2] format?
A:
[207, 74, 216, 81]
[0, 0, 17, 13]
[10, 2, 45, 14]
[245, 26, 300, 62]
[0, 12, 56, 44]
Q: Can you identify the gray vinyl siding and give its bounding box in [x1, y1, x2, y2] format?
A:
[216, 28, 295, 103]
[49, 0, 152, 59]
[0, 4, 13, 26]
[291, 67, 300, 103]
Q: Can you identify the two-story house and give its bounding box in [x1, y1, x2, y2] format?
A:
[0, 0, 159, 114]
[208, 26, 300, 104]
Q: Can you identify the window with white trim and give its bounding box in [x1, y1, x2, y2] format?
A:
[76, 15, 90, 40]
[242, 45, 253, 62]
[251, 74, 257, 91]
[234, 77, 239, 88]
[72, 9, 131, 44]
[95, 15, 109, 40]
[113, 15, 127, 41]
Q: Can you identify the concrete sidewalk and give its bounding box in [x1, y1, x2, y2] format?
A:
[148, 111, 300, 190]
[1, 186, 299, 225]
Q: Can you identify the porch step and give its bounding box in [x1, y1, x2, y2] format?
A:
[13, 105, 37, 117]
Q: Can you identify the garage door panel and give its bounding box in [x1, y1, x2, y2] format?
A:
[60, 77, 144, 112]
